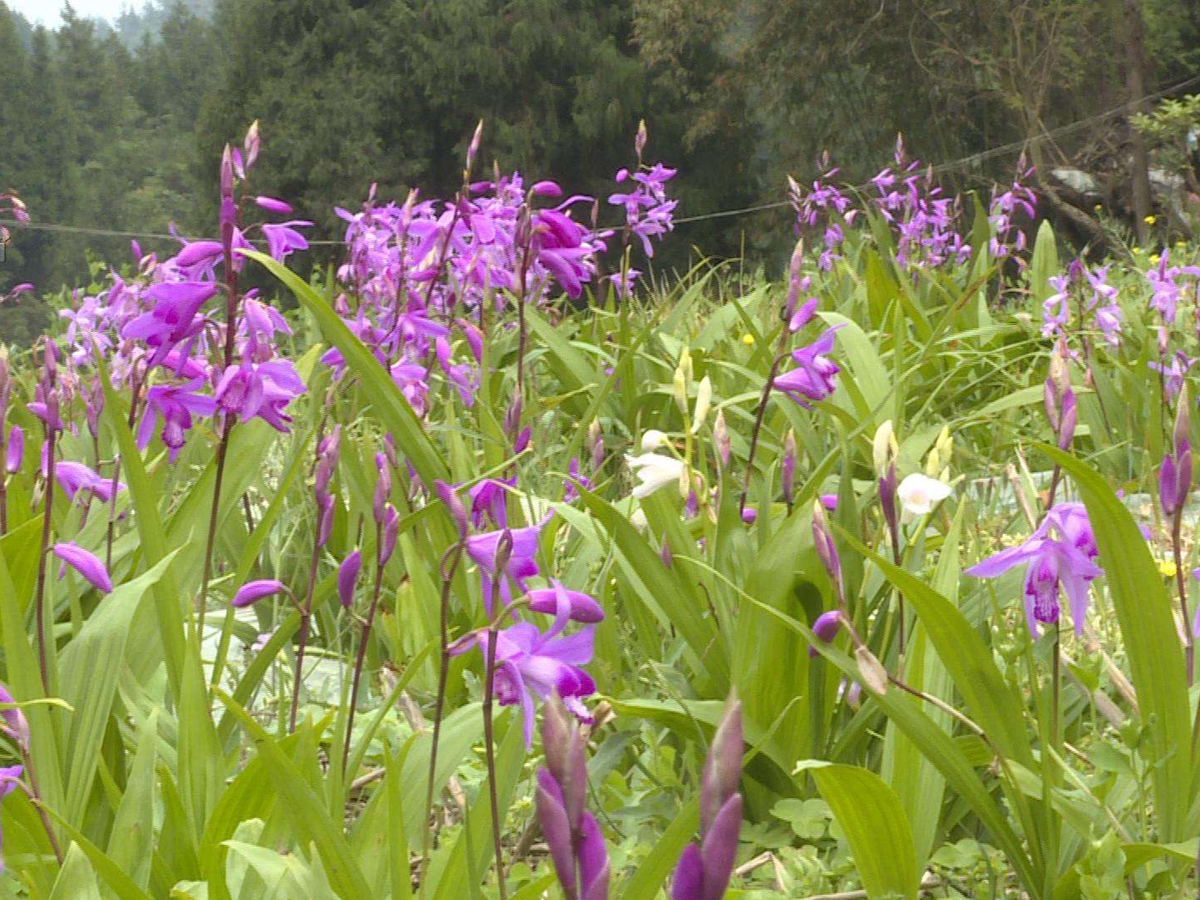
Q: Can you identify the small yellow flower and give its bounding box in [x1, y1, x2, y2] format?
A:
[1093, 203, 1102, 212]
[1150, 254, 1161, 266]
[1159, 559, 1178, 579]
[1176, 240, 1187, 248]
[741, 334, 755, 346]
[1145, 214, 1157, 225]
[1133, 246, 1143, 254]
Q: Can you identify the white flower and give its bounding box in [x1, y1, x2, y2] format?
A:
[641, 429, 670, 452]
[690, 376, 712, 433]
[896, 473, 952, 518]
[626, 452, 686, 500]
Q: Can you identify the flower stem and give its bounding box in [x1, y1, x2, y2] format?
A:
[481, 615, 508, 900]
[34, 390, 57, 694]
[343, 521, 386, 773]
[21, 748, 62, 864]
[106, 365, 145, 571]
[289, 512, 324, 735]
[1172, 514, 1193, 685]
[740, 350, 787, 517]
[419, 541, 464, 899]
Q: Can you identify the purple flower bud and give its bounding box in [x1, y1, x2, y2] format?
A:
[5, 426, 22, 474]
[338, 550, 362, 608]
[0, 683, 30, 751]
[380, 504, 399, 567]
[661, 539, 674, 568]
[514, 426, 532, 454]
[880, 462, 898, 541]
[531, 180, 563, 198]
[674, 693, 743, 900]
[466, 120, 483, 172]
[812, 501, 844, 602]
[373, 453, 391, 524]
[1160, 454, 1178, 516]
[589, 420, 605, 473]
[781, 429, 797, 505]
[1174, 383, 1191, 455]
[316, 493, 335, 548]
[232, 579, 285, 608]
[255, 196, 294, 215]
[700, 695, 742, 834]
[1056, 387, 1077, 451]
[244, 121, 261, 170]
[220, 145, 235, 200]
[434, 479, 470, 538]
[526, 584, 605, 623]
[52, 542, 113, 594]
[820, 493, 838, 511]
[713, 410, 731, 470]
[810, 610, 844, 657]
[315, 426, 341, 496]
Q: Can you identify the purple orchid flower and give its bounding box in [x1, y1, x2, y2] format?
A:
[4, 426, 22, 474]
[122, 282, 217, 367]
[137, 380, 217, 460]
[465, 519, 547, 612]
[966, 502, 1102, 637]
[55, 461, 125, 505]
[451, 620, 596, 747]
[774, 327, 842, 408]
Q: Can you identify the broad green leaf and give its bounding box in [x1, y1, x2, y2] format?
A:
[799, 762, 919, 900]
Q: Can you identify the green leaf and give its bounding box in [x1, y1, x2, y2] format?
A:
[798, 762, 919, 900]
[618, 797, 699, 900]
[216, 693, 373, 899]
[1041, 445, 1193, 841]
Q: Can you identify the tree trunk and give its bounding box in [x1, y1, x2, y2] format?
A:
[1124, 0, 1152, 245]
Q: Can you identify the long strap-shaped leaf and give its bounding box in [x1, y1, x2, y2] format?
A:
[1042, 445, 1194, 843]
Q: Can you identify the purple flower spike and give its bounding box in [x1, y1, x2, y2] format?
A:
[232, 579, 286, 608]
[52, 542, 113, 594]
[338, 550, 362, 609]
[536, 694, 610, 900]
[672, 693, 743, 900]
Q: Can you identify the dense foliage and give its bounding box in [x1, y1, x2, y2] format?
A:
[1, 109, 1200, 898]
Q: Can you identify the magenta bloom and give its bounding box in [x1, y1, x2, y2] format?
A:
[56, 461, 125, 504]
[465, 519, 546, 611]
[537, 771, 609, 900]
[138, 380, 217, 460]
[52, 542, 113, 593]
[232, 579, 286, 608]
[451, 621, 596, 747]
[214, 360, 305, 432]
[966, 502, 1102, 637]
[122, 282, 217, 366]
[262, 220, 312, 262]
[774, 327, 841, 408]
[809, 610, 844, 657]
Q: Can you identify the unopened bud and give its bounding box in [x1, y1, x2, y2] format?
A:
[872, 420, 897, 477]
[713, 410, 731, 469]
[379, 505, 399, 566]
[855, 645, 889, 695]
[700, 693, 742, 834]
[781, 429, 797, 505]
[1175, 383, 1191, 453]
[372, 453, 391, 524]
[589, 419, 604, 472]
[812, 501, 844, 602]
[434, 479, 470, 538]
[635, 119, 648, 159]
[691, 376, 712, 434]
